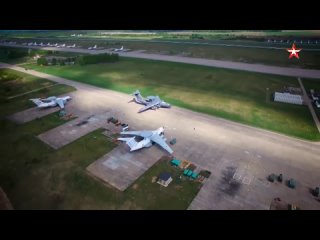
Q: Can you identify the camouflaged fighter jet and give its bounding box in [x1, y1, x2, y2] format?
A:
[117, 127, 173, 154]
[30, 96, 72, 109]
[131, 90, 171, 113]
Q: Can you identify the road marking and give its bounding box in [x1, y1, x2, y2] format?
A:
[242, 175, 254, 185]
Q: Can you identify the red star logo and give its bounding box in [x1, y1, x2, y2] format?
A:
[287, 43, 302, 59]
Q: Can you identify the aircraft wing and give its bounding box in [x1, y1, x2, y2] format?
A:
[119, 131, 146, 137]
[56, 99, 65, 109]
[150, 134, 173, 154]
[138, 98, 160, 113]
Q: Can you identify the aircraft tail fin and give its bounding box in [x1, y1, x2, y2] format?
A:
[132, 90, 147, 104]
[132, 90, 141, 96]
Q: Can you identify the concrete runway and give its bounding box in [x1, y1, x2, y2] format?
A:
[1, 43, 320, 79]
[2, 63, 320, 209]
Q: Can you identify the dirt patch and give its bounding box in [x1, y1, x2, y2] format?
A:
[132, 184, 139, 190]
[151, 176, 157, 183]
[219, 166, 241, 197]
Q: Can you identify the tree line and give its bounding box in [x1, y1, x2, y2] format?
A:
[37, 53, 119, 66]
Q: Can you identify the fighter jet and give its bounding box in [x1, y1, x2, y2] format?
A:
[131, 90, 171, 113]
[117, 127, 173, 154]
[30, 96, 71, 109]
[113, 46, 124, 52]
[88, 45, 97, 50]
[67, 44, 76, 48]
[58, 44, 66, 48]
[113, 46, 129, 52]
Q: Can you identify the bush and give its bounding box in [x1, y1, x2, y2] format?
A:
[51, 58, 57, 65]
[199, 170, 211, 178]
[37, 57, 48, 66]
[0, 47, 29, 59]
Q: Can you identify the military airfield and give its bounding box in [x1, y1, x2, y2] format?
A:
[1, 31, 320, 210]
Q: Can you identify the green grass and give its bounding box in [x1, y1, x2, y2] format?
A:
[0, 118, 201, 209]
[302, 78, 320, 119]
[124, 157, 202, 210]
[0, 69, 76, 116]
[24, 58, 320, 141]
[116, 41, 320, 69]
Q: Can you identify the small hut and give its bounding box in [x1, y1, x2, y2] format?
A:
[157, 172, 173, 187]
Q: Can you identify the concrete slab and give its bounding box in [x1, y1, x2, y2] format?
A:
[7, 106, 60, 124]
[38, 111, 112, 149]
[86, 144, 165, 191]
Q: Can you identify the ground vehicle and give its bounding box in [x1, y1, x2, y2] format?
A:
[121, 124, 129, 131]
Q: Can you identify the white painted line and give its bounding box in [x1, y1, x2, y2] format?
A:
[242, 175, 254, 185]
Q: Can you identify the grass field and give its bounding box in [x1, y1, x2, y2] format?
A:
[24, 58, 320, 140]
[0, 120, 201, 209]
[113, 40, 320, 69]
[302, 78, 320, 119]
[0, 69, 76, 116]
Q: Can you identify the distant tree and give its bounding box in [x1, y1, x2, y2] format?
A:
[76, 56, 85, 65]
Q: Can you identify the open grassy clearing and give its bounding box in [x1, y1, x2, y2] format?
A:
[0, 69, 76, 116]
[24, 58, 320, 140]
